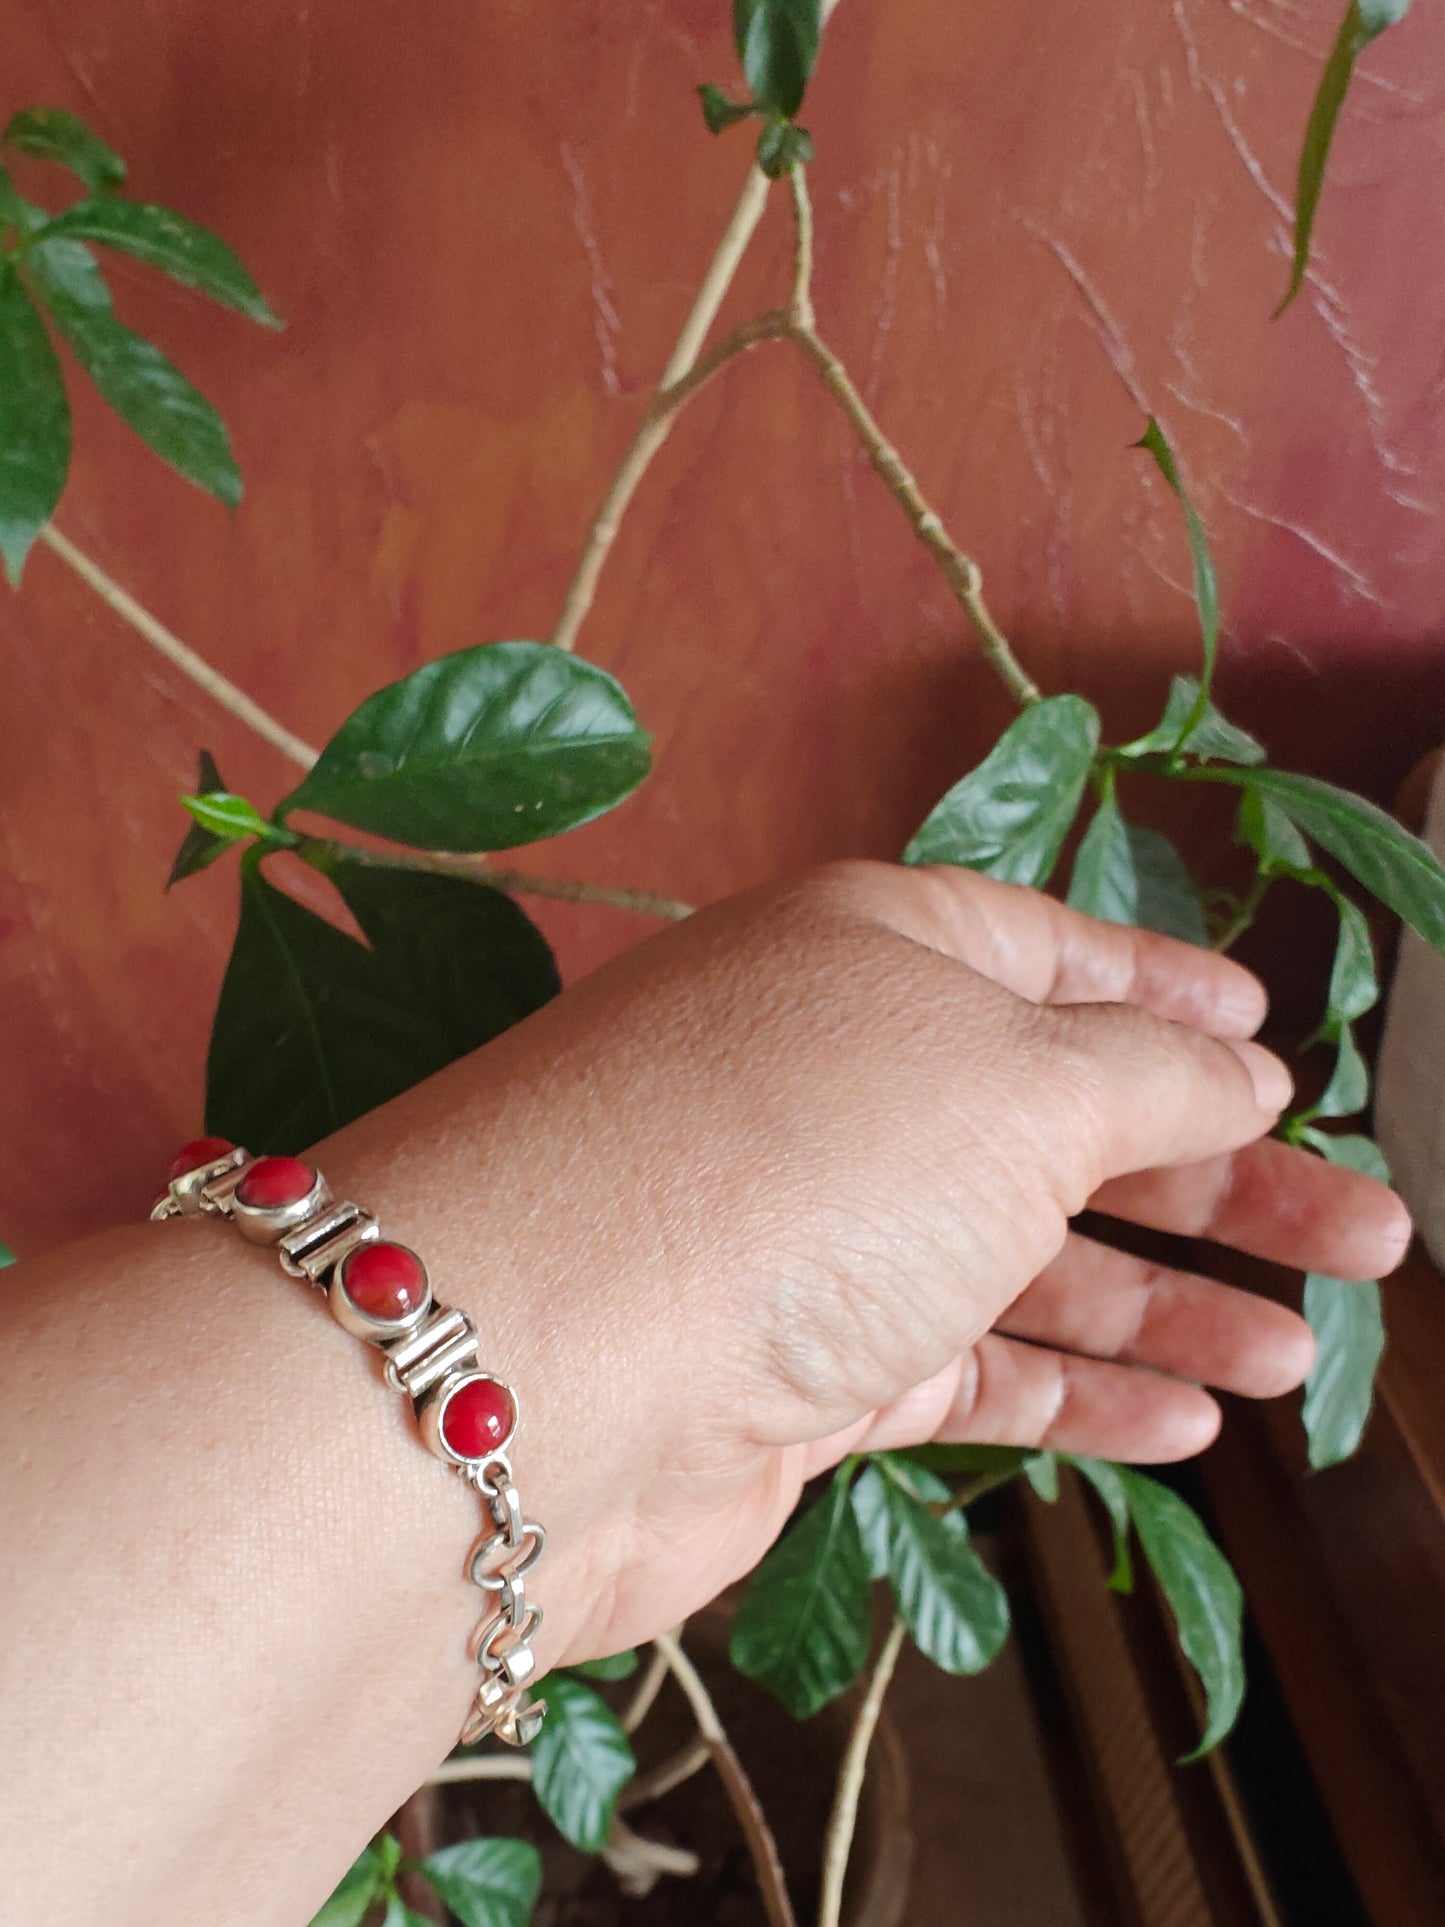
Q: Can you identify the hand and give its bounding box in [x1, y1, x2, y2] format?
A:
[328, 860, 1412, 1667]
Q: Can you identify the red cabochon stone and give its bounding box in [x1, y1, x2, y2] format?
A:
[235, 1155, 316, 1210]
[341, 1242, 428, 1321]
[168, 1136, 235, 1181]
[440, 1377, 517, 1459]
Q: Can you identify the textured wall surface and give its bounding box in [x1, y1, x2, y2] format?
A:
[3, 0, 1444, 1251]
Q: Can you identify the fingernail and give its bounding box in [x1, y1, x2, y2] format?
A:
[1229, 1039, 1294, 1113]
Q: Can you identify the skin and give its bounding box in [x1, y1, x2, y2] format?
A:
[0, 862, 1411, 1926]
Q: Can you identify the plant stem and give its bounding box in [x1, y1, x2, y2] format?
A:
[937, 1465, 1025, 1517]
[816, 1616, 908, 1927]
[425, 1752, 532, 1785]
[301, 836, 694, 922]
[1212, 869, 1271, 953]
[618, 1735, 713, 1810]
[38, 523, 321, 770]
[623, 1641, 672, 1733]
[652, 1629, 799, 1927]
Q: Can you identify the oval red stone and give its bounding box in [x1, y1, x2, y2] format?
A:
[168, 1136, 235, 1182]
[341, 1242, 428, 1322]
[440, 1376, 517, 1459]
[235, 1155, 316, 1211]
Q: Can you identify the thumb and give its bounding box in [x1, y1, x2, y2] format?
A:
[1044, 999, 1293, 1195]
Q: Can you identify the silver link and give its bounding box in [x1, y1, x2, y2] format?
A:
[278, 1204, 378, 1283]
[469, 1521, 547, 1591]
[384, 1306, 477, 1397]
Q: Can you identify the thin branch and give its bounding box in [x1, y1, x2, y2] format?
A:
[425, 1751, 532, 1785]
[39, 523, 321, 769]
[301, 837, 694, 922]
[788, 168, 815, 329]
[603, 1818, 701, 1894]
[619, 1734, 712, 1811]
[623, 1641, 673, 1734]
[816, 1617, 907, 1927]
[652, 1629, 799, 1927]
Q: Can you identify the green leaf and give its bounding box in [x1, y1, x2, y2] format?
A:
[1116, 1470, 1244, 1758]
[1302, 1274, 1385, 1470]
[0, 261, 71, 585]
[567, 1650, 639, 1682]
[1023, 1451, 1059, 1503]
[280, 642, 651, 852]
[1277, 1, 1413, 317]
[698, 84, 755, 134]
[1133, 421, 1220, 721]
[730, 1469, 872, 1718]
[881, 1490, 1010, 1676]
[380, 1902, 431, 1927]
[168, 749, 234, 886]
[30, 258, 241, 507]
[1118, 676, 1264, 767]
[1209, 767, 1445, 952]
[3, 108, 125, 193]
[180, 789, 274, 843]
[530, 1675, 635, 1854]
[1299, 1126, 1391, 1182]
[1324, 895, 1377, 1032]
[307, 1841, 387, 1927]
[421, 1837, 542, 1927]
[733, 0, 823, 117]
[39, 198, 281, 327]
[0, 1241, 15, 1269]
[205, 855, 560, 1151]
[1065, 1457, 1134, 1592]
[901, 1443, 1034, 1480]
[1237, 789, 1311, 875]
[903, 695, 1100, 885]
[1312, 1022, 1369, 1121]
[756, 120, 815, 178]
[1067, 796, 1208, 945]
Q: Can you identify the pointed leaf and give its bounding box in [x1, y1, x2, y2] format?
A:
[1116, 1470, 1244, 1757]
[567, 1651, 638, 1682]
[205, 857, 559, 1151]
[1023, 1451, 1059, 1503]
[698, 85, 755, 134]
[1277, 1, 1413, 316]
[1324, 895, 1378, 1031]
[4, 107, 125, 193]
[730, 1469, 871, 1718]
[901, 1443, 1034, 1480]
[180, 789, 274, 842]
[1237, 789, 1311, 875]
[421, 1837, 541, 1927]
[904, 695, 1100, 885]
[1302, 1274, 1385, 1470]
[1211, 767, 1445, 952]
[1118, 676, 1263, 767]
[280, 642, 651, 852]
[168, 749, 234, 886]
[1134, 422, 1220, 716]
[0, 261, 71, 584]
[1064, 1457, 1134, 1593]
[41, 198, 280, 326]
[1299, 1126, 1391, 1182]
[380, 1902, 431, 1927]
[1311, 1022, 1369, 1121]
[851, 1452, 951, 1581]
[733, 0, 823, 117]
[530, 1675, 635, 1853]
[306, 1842, 386, 1927]
[1067, 796, 1208, 945]
[882, 1487, 1009, 1675]
[0, 1241, 15, 1269]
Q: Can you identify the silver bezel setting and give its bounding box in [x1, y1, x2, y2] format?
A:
[329, 1242, 434, 1343]
[230, 1164, 330, 1244]
[420, 1370, 520, 1467]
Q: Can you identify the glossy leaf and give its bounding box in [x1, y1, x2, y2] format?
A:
[3, 107, 125, 193]
[205, 856, 559, 1151]
[1067, 797, 1208, 946]
[1311, 1023, 1369, 1121]
[733, 0, 822, 117]
[1324, 895, 1378, 1031]
[380, 1902, 430, 1927]
[698, 84, 755, 133]
[850, 1462, 898, 1581]
[756, 120, 814, 178]
[180, 789, 274, 843]
[281, 642, 651, 852]
[904, 695, 1100, 885]
[307, 1841, 387, 1927]
[1065, 1457, 1134, 1592]
[530, 1675, 635, 1854]
[168, 750, 235, 886]
[1302, 1274, 1385, 1470]
[41, 198, 280, 326]
[567, 1650, 639, 1682]
[1116, 1470, 1244, 1758]
[1118, 676, 1263, 767]
[422, 1837, 542, 1927]
[852, 1458, 1008, 1674]
[1237, 789, 1311, 875]
[1277, 0, 1413, 316]
[901, 1443, 1035, 1481]
[1212, 767, 1445, 952]
[731, 1469, 871, 1718]
[1134, 421, 1220, 721]
[1023, 1452, 1059, 1503]
[0, 261, 71, 584]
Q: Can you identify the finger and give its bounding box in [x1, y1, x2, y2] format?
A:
[828, 860, 1268, 1037]
[1088, 1135, 1413, 1282]
[834, 1335, 1222, 1464]
[998, 1233, 1314, 1397]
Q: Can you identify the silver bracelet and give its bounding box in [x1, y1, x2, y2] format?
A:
[152, 1137, 548, 1747]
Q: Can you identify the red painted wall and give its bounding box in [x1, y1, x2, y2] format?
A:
[3, 0, 1444, 1251]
